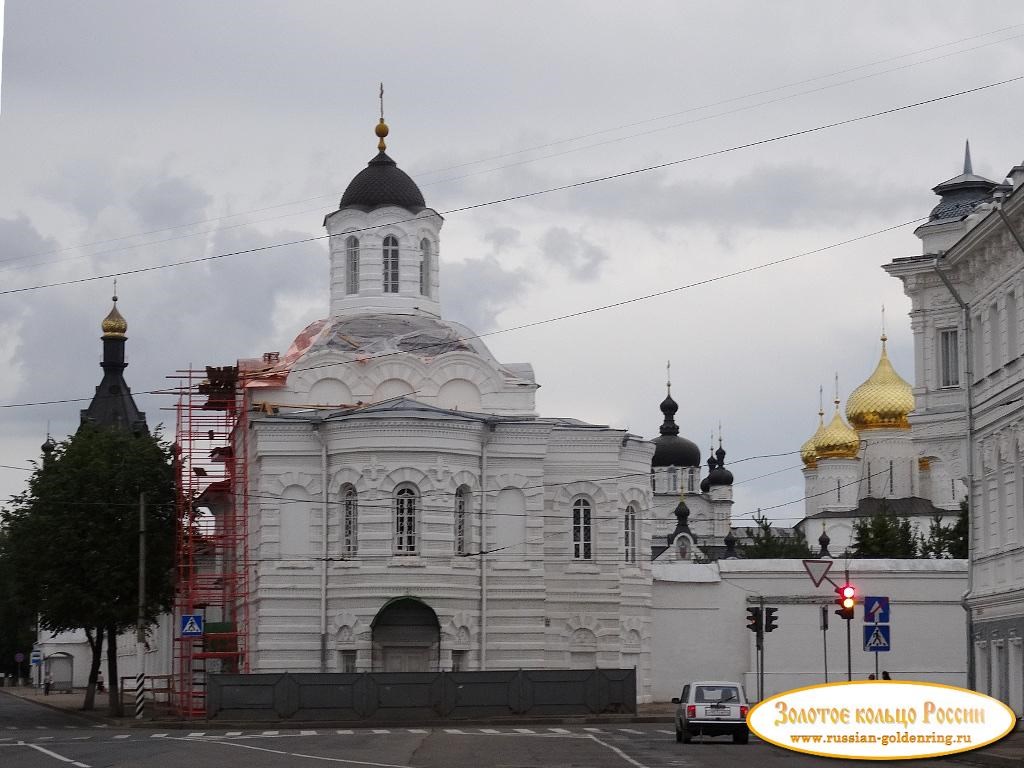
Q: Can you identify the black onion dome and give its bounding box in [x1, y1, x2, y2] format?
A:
[340, 151, 426, 212]
[651, 392, 701, 468]
[707, 444, 734, 487]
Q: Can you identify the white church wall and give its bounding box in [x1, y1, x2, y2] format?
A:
[651, 558, 968, 702]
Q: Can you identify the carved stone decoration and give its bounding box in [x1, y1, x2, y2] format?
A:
[362, 455, 385, 482]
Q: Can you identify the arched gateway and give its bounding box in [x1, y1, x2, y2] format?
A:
[371, 597, 440, 672]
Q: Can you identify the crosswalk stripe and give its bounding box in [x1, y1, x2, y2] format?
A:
[225, 731, 242, 736]
[113, 734, 130, 739]
[479, 728, 500, 734]
[443, 729, 464, 734]
[299, 730, 317, 736]
[261, 730, 279, 736]
[336, 729, 353, 735]
[35, 725, 46, 729]
[619, 728, 644, 734]
[657, 729, 674, 734]
[37, 736, 54, 741]
[72, 736, 91, 741]
[372, 729, 390, 734]
[407, 729, 428, 734]
[514, 728, 534, 733]
[548, 728, 570, 734]
[187, 732, 205, 737]
[152, 734, 167, 738]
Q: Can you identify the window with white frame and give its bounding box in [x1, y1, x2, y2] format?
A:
[420, 238, 431, 297]
[394, 485, 418, 553]
[938, 328, 959, 387]
[345, 236, 359, 294]
[383, 235, 400, 293]
[455, 486, 469, 555]
[624, 504, 637, 563]
[342, 484, 358, 557]
[572, 497, 593, 560]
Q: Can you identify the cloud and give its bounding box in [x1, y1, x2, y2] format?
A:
[130, 176, 212, 229]
[443, 255, 532, 333]
[483, 226, 521, 252]
[540, 226, 609, 281]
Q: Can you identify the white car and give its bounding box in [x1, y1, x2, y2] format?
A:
[672, 680, 750, 744]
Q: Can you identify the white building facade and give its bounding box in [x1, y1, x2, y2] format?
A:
[886, 146, 1024, 712]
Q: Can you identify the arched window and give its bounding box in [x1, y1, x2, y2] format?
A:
[419, 238, 432, 297]
[342, 484, 358, 557]
[394, 485, 418, 553]
[624, 504, 637, 563]
[383, 235, 400, 293]
[455, 486, 469, 555]
[572, 497, 592, 560]
[345, 236, 359, 295]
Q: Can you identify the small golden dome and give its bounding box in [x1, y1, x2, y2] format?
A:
[815, 403, 860, 459]
[846, 335, 914, 430]
[800, 408, 826, 468]
[101, 296, 127, 338]
[375, 118, 389, 151]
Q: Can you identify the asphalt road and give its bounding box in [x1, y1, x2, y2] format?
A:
[0, 692, 998, 768]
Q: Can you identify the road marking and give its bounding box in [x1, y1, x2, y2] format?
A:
[262, 730, 279, 736]
[371, 729, 390, 734]
[182, 736, 416, 767]
[618, 728, 644, 734]
[152, 733, 167, 738]
[112, 734, 130, 739]
[657, 729, 674, 734]
[21, 741, 91, 768]
[188, 732, 206, 737]
[37, 736, 54, 741]
[583, 727, 604, 732]
[300, 730, 318, 736]
[407, 729, 428, 734]
[36, 725, 46, 729]
[443, 729, 464, 734]
[71, 736, 91, 741]
[336, 730, 354, 735]
[548, 728, 570, 734]
[586, 734, 650, 768]
[479, 728, 499, 734]
[514, 728, 534, 733]
[225, 731, 242, 736]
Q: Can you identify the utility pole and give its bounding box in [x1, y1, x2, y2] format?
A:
[135, 492, 146, 720]
[821, 605, 829, 683]
[758, 595, 765, 701]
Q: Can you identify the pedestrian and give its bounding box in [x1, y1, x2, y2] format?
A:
[96, 671, 105, 693]
[868, 673, 876, 680]
[44, 672, 52, 696]
[882, 670, 891, 680]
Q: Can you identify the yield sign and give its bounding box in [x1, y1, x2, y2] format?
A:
[802, 559, 833, 587]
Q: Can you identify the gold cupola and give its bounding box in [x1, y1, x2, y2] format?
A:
[845, 334, 914, 431]
[800, 390, 826, 468]
[816, 377, 860, 460]
[101, 294, 127, 338]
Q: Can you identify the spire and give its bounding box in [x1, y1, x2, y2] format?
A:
[658, 364, 680, 437]
[818, 384, 824, 420]
[375, 82, 389, 152]
[963, 139, 973, 175]
[101, 281, 127, 339]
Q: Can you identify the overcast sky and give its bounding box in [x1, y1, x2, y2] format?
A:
[2, 1, 1023, 528]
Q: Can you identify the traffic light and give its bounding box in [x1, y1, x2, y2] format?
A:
[745, 606, 763, 634]
[835, 583, 856, 620]
[764, 607, 779, 633]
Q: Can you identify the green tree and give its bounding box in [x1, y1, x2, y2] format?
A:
[740, 513, 813, 558]
[919, 500, 969, 559]
[0, 425, 175, 713]
[0, 529, 37, 681]
[851, 502, 918, 558]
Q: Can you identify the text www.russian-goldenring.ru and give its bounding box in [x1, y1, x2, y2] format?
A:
[790, 732, 973, 747]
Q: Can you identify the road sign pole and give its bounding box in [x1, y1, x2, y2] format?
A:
[845, 567, 852, 681]
[758, 596, 765, 701]
[821, 605, 829, 683]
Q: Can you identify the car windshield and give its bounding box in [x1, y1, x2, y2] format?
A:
[695, 685, 740, 704]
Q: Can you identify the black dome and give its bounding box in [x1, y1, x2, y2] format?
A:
[708, 444, 734, 487]
[651, 391, 700, 468]
[340, 151, 426, 211]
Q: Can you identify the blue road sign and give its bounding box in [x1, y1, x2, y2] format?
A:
[864, 595, 890, 623]
[864, 624, 891, 652]
[180, 614, 204, 637]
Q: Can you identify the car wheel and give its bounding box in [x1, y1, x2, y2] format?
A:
[675, 726, 682, 743]
[681, 727, 692, 744]
[733, 730, 749, 744]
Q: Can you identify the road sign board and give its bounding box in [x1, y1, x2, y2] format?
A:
[29, 650, 42, 665]
[180, 614, 204, 637]
[802, 559, 834, 587]
[864, 624, 891, 652]
[864, 596, 890, 623]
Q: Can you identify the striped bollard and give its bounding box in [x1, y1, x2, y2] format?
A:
[134, 671, 146, 719]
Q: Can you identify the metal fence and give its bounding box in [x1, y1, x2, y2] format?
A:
[207, 668, 635, 721]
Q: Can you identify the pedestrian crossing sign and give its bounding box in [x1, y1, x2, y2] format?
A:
[180, 614, 204, 637]
[863, 623, 891, 652]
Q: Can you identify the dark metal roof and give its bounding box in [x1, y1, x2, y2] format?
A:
[79, 337, 148, 434]
[651, 392, 700, 467]
[339, 151, 425, 212]
[801, 496, 951, 520]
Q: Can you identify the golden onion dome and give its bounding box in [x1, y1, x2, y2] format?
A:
[800, 407, 826, 468]
[101, 295, 127, 338]
[815, 402, 860, 459]
[846, 335, 914, 430]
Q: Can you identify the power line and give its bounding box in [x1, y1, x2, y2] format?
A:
[1, 74, 1018, 300]
[5, 23, 1020, 274]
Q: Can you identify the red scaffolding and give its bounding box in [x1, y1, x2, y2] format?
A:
[171, 365, 250, 717]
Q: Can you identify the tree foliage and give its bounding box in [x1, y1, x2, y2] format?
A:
[918, 500, 968, 559]
[740, 513, 813, 558]
[0, 425, 176, 709]
[851, 502, 917, 558]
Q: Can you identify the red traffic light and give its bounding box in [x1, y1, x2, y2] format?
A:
[835, 583, 857, 619]
[840, 585, 855, 599]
